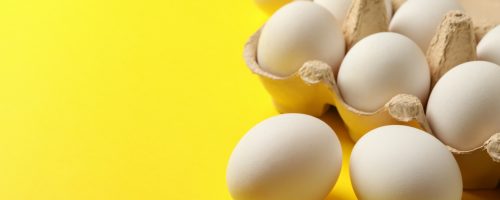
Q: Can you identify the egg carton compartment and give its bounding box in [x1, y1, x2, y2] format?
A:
[244, 2, 500, 189]
[244, 30, 428, 141]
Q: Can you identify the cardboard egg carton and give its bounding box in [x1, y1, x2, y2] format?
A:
[244, 0, 499, 189]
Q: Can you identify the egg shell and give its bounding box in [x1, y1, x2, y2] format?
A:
[337, 32, 430, 112]
[257, 1, 345, 77]
[226, 114, 342, 200]
[389, 0, 463, 51]
[477, 25, 500, 65]
[426, 61, 500, 151]
[315, 0, 392, 25]
[350, 125, 462, 200]
[314, 0, 351, 24]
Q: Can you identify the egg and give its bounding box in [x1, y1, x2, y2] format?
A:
[226, 114, 342, 200]
[337, 32, 430, 112]
[389, 0, 463, 51]
[477, 25, 500, 65]
[426, 61, 500, 151]
[315, 0, 392, 25]
[257, 1, 345, 77]
[350, 125, 462, 200]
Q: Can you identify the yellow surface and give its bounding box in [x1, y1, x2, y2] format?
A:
[0, 0, 498, 199]
[255, 0, 291, 14]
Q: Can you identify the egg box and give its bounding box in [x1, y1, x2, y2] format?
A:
[243, 2, 499, 189]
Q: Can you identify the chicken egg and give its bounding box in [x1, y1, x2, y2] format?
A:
[315, 0, 392, 25]
[226, 114, 342, 200]
[257, 1, 345, 76]
[337, 32, 430, 112]
[426, 61, 500, 151]
[389, 0, 463, 51]
[477, 25, 500, 65]
[350, 125, 462, 200]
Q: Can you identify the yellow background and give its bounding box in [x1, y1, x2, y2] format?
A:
[0, 0, 498, 199]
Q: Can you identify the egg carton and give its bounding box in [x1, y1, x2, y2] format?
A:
[244, 1, 500, 189]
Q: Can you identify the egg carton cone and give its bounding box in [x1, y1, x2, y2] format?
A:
[343, 0, 389, 49]
[426, 11, 477, 87]
[244, 2, 499, 189]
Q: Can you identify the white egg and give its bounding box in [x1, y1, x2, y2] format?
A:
[226, 113, 342, 200]
[426, 61, 500, 151]
[350, 125, 462, 200]
[257, 1, 345, 76]
[314, 0, 351, 24]
[337, 32, 430, 112]
[477, 25, 500, 65]
[315, 0, 392, 25]
[389, 0, 463, 51]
